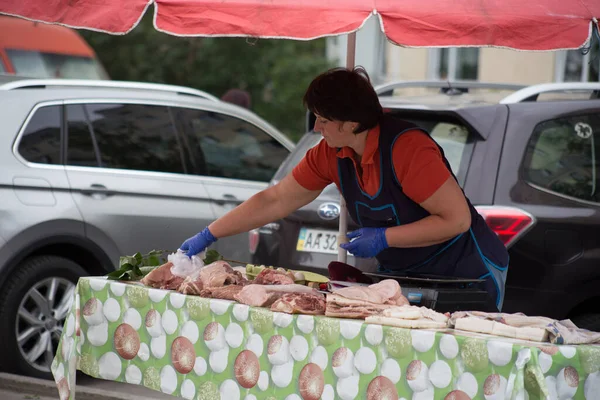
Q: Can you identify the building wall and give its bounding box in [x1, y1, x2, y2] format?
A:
[386, 46, 429, 81]
[478, 48, 556, 84]
[382, 44, 559, 85]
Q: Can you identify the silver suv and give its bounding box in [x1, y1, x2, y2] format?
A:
[0, 77, 294, 379]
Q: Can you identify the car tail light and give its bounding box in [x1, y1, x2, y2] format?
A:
[248, 229, 260, 254]
[475, 206, 536, 249]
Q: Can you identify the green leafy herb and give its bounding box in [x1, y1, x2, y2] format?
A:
[108, 250, 170, 281]
[203, 249, 224, 265]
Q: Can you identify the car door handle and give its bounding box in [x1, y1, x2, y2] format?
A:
[214, 194, 239, 205]
[80, 184, 114, 197]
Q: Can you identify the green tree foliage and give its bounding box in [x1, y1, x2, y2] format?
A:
[81, 13, 331, 141]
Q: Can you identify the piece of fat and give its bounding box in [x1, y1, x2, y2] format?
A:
[365, 316, 447, 329]
[454, 317, 495, 334]
[491, 321, 518, 338]
[381, 306, 422, 320]
[515, 326, 549, 342]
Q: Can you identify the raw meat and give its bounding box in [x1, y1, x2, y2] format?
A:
[253, 268, 295, 285]
[141, 262, 185, 290]
[199, 285, 243, 301]
[234, 285, 273, 307]
[261, 284, 319, 294]
[369, 280, 409, 305]
[333, 286, 385, 304]
[331, 279, 409, 306]
[325, 294, 394, 319]
[199, 260, 247, 287]
[233, 284, 318, 307]
[177, 260, 246, 295]
[178, 276, 203, 295]
[270, 293, 326, 315]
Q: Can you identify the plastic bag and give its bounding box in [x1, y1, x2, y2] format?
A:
[169, 249, 205, 278]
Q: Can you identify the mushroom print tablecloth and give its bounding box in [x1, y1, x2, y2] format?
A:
[52, 277, 600, 400]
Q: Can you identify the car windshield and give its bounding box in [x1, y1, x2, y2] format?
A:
[275, 111, 472, 189]
[6, 49, 108, 80]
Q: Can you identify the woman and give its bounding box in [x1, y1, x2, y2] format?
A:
[181, 67, 509, 311]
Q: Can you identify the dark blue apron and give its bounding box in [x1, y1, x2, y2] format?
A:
[338, 115, 509, 311]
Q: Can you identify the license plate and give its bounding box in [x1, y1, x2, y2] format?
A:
[297, 228, 339, 254]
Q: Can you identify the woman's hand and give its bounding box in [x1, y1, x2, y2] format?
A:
[180, 227, 218, 257]
[340, 227, 388, 257]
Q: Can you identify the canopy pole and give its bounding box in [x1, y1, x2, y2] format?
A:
[337, 31, 356, 263]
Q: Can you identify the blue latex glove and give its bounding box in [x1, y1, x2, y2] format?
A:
[180, 227, 218, 257]
[339, 227, 389, 258]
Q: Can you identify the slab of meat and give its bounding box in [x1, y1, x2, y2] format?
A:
[270, 293, 325, 315]
[199, 285, 243, 301]
[178, 276, 203, 295]
[177, 260, 247, 295]
[234, 285, 280, 307]
[325, 293, 394, 319]
[369, 280, 409, 305]
[332, 279, 409, 306]
[141, 262, 184, 290]
[332, 286, 385, 304]
[199, 261, 247, 287]
[253, 268, 294, 285]
[233, 283, 318, 307]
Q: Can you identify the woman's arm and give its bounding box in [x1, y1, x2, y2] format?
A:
[384, 176, 471, 248]
[208, 173, 323, 238]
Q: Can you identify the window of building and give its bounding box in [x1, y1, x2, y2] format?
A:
[555, 48, 600, 82]
[524, 113, 600, 202]
[429, 48, 480, 80]
[18, 105, 62, 165]
[174, 107, 289, 182]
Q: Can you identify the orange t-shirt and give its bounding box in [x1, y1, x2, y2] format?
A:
[292, 126, 451, 204]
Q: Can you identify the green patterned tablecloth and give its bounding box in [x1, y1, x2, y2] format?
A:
[52, 277, 600, 400]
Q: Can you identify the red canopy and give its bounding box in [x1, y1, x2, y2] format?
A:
[1, 0, 598, 50]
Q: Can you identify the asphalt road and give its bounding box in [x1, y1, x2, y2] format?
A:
[77, 373, 174, 399]
[0, 371, 175, 400]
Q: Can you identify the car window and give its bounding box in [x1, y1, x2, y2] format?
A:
[421, 121, 469, 175]
[524, 113, 600, 202]
[65, 103, 186, 174]
[18, 105, 62, 165]
[174, 107, 289, 182]
[66, 104, 98, 167]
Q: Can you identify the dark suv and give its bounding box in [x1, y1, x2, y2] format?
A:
[250, 81, 600, 331]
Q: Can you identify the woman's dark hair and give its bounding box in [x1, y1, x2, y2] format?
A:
[303, 66, 383, 133]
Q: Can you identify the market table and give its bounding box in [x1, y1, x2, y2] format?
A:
[52, 277, 600, 400]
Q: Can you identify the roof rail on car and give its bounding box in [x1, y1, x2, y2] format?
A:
[0, 79, 220, 102]
[499, 82, 600, 103]
[374, 80, 526, 96]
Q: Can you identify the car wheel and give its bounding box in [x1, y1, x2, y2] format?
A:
[0, 255, 86, 380]
[570, 313, 600, 333]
